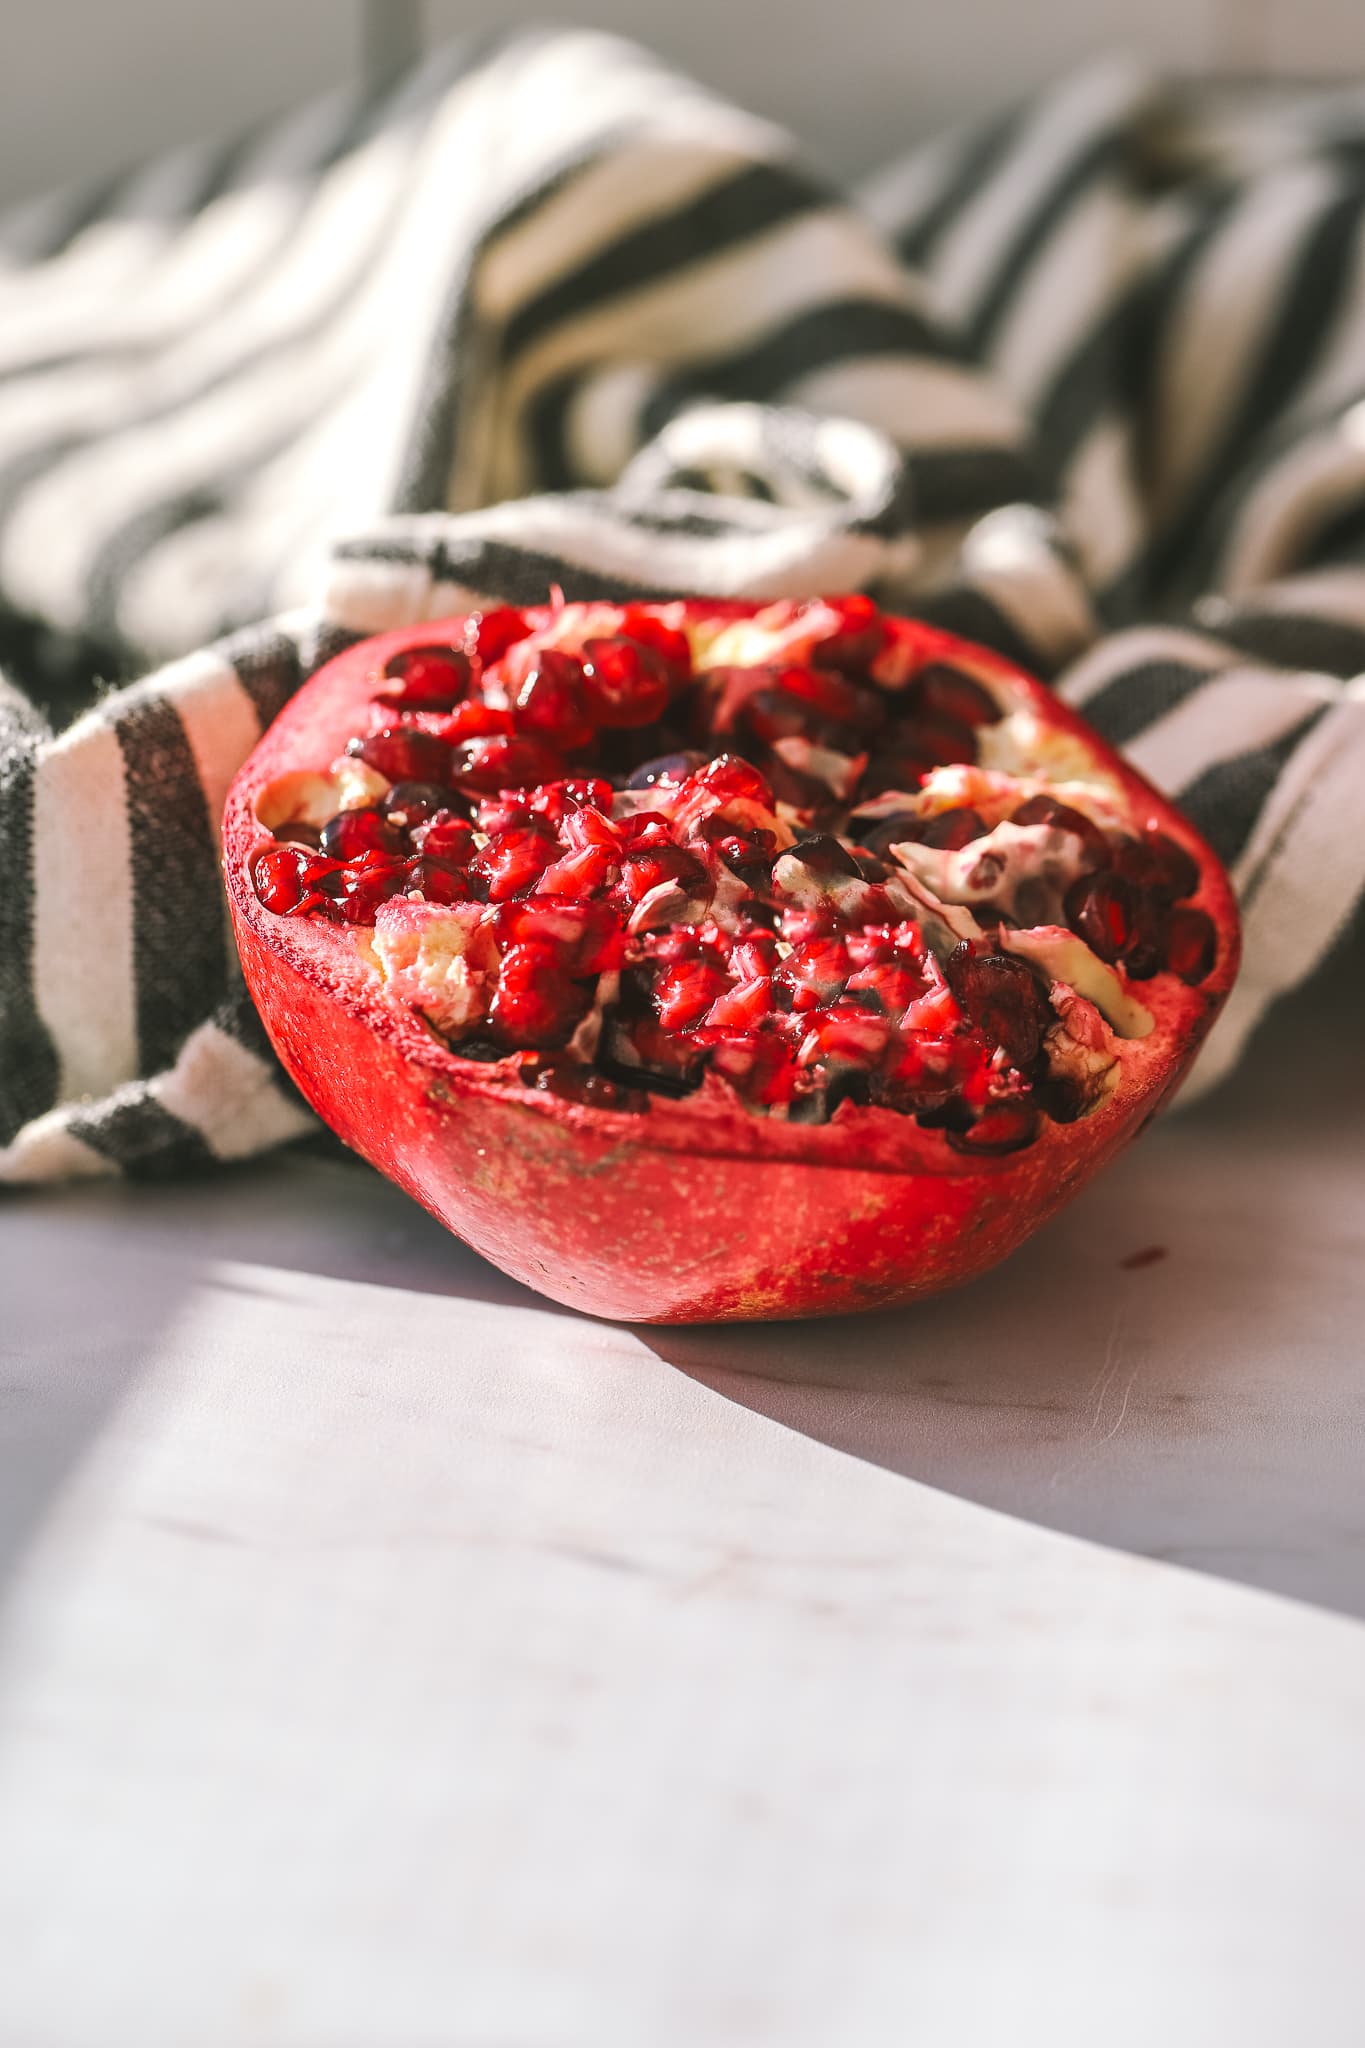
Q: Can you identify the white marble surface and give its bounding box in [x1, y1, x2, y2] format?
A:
[1, 952, 1362, 2046]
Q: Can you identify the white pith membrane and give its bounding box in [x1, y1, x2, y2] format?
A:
[249, 599, 1217, 1150]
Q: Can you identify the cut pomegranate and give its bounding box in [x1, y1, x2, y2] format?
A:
[227, 597, 1239, 1322]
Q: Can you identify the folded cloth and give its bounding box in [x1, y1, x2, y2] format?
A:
[2, 31, 1363, 1183]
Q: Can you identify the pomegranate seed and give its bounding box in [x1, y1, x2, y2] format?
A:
[905, 664, 1001, 728]
[319, 806, 402, 860]
[654, 958, 731, 1032]
[600, 1013, 706, 1094]
[615, 608, 692, 678]
[559, 805, 624, 855]
[473, 823, 558, 901]
[707, 1032, 799, 1106]
[384, 781, 455, 829]
[625, 750, 706, 789]
[581, 636, 673, 728]
[729, 931, 779, 980]
[944, 945, 1050, 1069]
[405, 856, 472, 905]
[493, 898, 623, 973]
[252, 845, 338, 914]
[1012, 794, 1112, 868]
[808, 593, 887, 668]
[855, 810, 924, 856]
[348, 727, 454, 785]
[536, 845, 619, 898]
[774, 937, 852, 1012]
[337, 852, 410, 924]
[380, 645, 471, 709]
[1064, 871, 1140, 964]
[434, 702, 516, 742]
[1165, 906, 1216, 984]
[488, 943, 590, 1049]
[616, 844, 709, 906]
[529, 777, 615, 826]
[775, 663, 873, 727]
[701, 976, 772, 1032]
[463, 607, 530, 664]
[947, 1100, 1039, 1155]
[412, 812, 475, 863]
[451, 734, 564, 793]
[797, 1000, 891, 1068]
[920, 806, 987, 851]
[689, 755, 774, 807]
[1112, 829, 1200, 902]
[515, 649, 596, 750]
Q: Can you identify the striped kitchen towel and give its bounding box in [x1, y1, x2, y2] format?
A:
[2, 30, 1363, 1182]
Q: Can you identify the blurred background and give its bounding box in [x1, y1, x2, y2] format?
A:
[4, 0, 1357, 204]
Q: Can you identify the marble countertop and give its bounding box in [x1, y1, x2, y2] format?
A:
[1, 953, 1362, 2046]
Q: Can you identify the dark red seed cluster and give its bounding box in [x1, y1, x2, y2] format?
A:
[252, 599, 1217, 1138]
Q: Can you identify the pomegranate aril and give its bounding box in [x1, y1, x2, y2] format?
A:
[319, 806, 402, 860]
[514, 649, 596, 750]
[688, 754, 774, 807]
[654, 958, 731, 1032]
[904, 664, 1001, 728]
[348, 727, 454, 785]
[529, 777, 615, 827]
[380, 645, 471, 709]
[384, 781, 454, 829]
[473, 824, 558, 901]
[625, 749, 707, 790]
[1064, 870, 1141, 964]
[600, 1013, 706, 1096]
[536, 844, 619, 898]
[1112, 829, 1201, 902]
[337, 852, 410, 923]
[616, 844, 709, 906]
[487, 943, 590, 1050]
[405, 856, 472, 905]
[581, 636, 673, 728]
[855, 810, 923, 857]
[946, 1100, 1039, 1155]
[252, 845, 337, 914]
[707, 1032, 799, 1107]
[920, 806, 987, 850]
[412, 811, 475, 863]
[494, 897, 623, 973]
[434, 702, 516, 742]
[559, 804, 624, 855]
[808, 593, 887, 669]
[701, 976, 772, 1032]
[1165, 906, 1216, 984]
[451, 734, 564, 793]
[615, 608, 692, 679]
[729, 931, 779, 981]
[774, 937, 852, 1011]
[1012, 794, 1112, 869]
[775, 835, 861, 885]
[944, 945, 1050, 1069]
[463, 607, 530, 664]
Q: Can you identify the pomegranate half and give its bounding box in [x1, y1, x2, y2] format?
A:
[223, 597, 1239, 1322]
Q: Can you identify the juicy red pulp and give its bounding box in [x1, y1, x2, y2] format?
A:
[252, 598, 1218, 1147]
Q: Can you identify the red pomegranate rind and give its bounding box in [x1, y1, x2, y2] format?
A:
[224, 599, 1239, 1323]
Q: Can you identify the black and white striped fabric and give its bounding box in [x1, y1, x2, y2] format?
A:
[2, 32, 1363, 1183]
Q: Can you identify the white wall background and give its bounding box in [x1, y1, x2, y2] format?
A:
[2, 0, 1358, 206]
